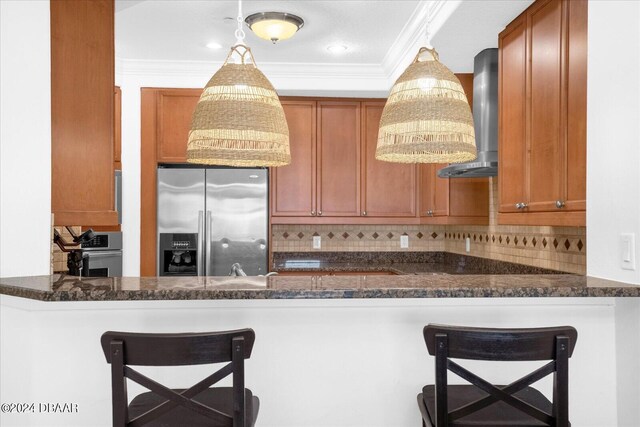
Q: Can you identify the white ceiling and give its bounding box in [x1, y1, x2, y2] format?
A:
[115, 0, 533, 97]
[432, 0, 534, 71]
[115, 0, 533, 72]
[115, 1, 419, 65]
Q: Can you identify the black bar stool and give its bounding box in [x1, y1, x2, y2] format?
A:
[418, 324, 577, 427]
[101, 328, 259, 427]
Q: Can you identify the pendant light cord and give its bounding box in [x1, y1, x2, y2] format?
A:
[235, 0, 246, 45]
[424, 5, 432, 49]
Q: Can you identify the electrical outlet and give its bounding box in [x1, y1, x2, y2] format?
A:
[400, 235, 409, 249]
[313, 235, 321, 250]
[465, 237, 471, 253]
[621, 233, 636, 270]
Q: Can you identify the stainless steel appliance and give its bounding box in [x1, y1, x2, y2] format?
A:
[157, 166, 268, 276]
[81, 231, 123, 277]
[438, 48, 499, 178]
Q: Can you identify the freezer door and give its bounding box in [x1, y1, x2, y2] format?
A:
[157, 168, 205, 274]
[205, 168, 268, 276]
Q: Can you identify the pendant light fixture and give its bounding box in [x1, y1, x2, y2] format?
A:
[187, 0, 290, 167]
[376, 10, 476, 164]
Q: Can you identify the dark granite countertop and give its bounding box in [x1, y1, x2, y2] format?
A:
[1, 273, 638, 302]
[273, 252, 566, 275]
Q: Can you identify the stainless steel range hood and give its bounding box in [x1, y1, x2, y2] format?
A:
[439, 48, 498, 178]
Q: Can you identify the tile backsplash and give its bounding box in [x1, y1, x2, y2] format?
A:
[272, 225, 446, 252]
[272, 178, 586, 274]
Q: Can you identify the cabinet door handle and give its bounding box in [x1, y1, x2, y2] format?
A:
[318, 211, 322, 216]
[426, 210, 433, 216]
[311, 210, 316, 216]
[515, 203, 522, 209]
[555, 200, 565, 209]
[362, 211, 367, 216]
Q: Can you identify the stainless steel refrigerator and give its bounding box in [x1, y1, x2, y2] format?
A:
[157, 166, 268, 276]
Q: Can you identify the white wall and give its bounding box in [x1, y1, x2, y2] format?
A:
[0, 1, 51, 278]
[0, 296, 622, 427]
[586, 1, 640, 285]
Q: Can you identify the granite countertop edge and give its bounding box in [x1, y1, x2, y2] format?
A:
[1, 277, 639, 302]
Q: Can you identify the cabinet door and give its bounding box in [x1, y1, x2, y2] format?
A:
[498, 15, 528, 213]
[317, 101, 361, 217]
[156, 89, 201, 163]
[419, 164, 449, 218]
[51, 0, 117, 226]
[361, 102, 416, 217]
[449, 178, 490, 218]
[527, 0, 563, 211]
[564, 0, 587, 211]
[271, 101, 317, 217]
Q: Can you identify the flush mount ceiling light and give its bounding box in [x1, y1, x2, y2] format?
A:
[245, 12, 304, 44]
[376, 10, 476, 164]
[206, 41, 222, 49]
[187, 0, 290, 167]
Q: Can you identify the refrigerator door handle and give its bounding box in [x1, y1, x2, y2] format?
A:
[205, 210, 212, 276]
[197, 210, 204, 276]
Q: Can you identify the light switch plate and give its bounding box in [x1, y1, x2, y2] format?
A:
[620, 233, 636, 270]
[400, 235, 409, 249]
[313, 235, 321, 250]
[465, 237, 471, 253]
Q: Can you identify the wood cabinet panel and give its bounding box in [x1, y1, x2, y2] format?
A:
[498, 0, 586, 226]
[317, 102, 361, 217]
[361, 102, 417, 217]
[419, 164, 449, 218]
[156, 90, 200, 163]
[51, 0, 117, 226]
[527, 0, 563, 211]
[271, 101, 317, 217]
[449, 178, 490, 217]
[565, 0, 587, 211]
[498, 15, 528, 213]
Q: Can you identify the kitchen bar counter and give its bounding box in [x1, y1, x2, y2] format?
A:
[1, 272, 638, 301]
[2, 273, 639, 427]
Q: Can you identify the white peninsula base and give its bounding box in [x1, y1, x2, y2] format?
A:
[1, 296, 638, 427]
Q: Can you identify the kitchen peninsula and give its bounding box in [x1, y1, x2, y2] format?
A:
[2, 270, 639, 427]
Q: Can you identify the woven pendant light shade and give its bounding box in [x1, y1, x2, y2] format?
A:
[376, 47, 477, 164]
[187, 45, 290, 167]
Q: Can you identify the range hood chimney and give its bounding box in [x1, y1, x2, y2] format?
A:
[438, 48, 498, 178]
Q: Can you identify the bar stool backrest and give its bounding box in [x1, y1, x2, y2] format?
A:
[101, 328, 255, 427]
[423, 324, 578, 427]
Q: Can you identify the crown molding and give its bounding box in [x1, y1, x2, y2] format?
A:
[381, 0, 462, 81]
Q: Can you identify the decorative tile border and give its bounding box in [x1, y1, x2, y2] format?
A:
[272, 225, 446, 253]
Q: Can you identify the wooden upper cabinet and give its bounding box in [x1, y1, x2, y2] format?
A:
[498, 14, 527, 213]
[156, 89, 201, 163]
[361, 102, 417, 217]
[527, 0, 563, 212]
[51, 0, 118, 226]
[418, 75, 489, 224]
[271, 100, 317, 217]
[565, 0, 587, 211]
[419, 164, 449, 218]
[449, 178, 490, 218]
[317, 101, 361, 217]
[498, 0, 586, 226]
